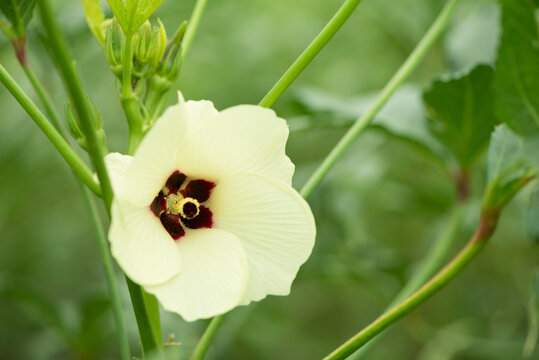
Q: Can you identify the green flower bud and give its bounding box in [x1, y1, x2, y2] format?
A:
[156, 21, 187, 82]
[133, 19, 166, 79]
[104, 18, 124, 78]
[64, 98, 105, 151]
[64, 102, 88, 150]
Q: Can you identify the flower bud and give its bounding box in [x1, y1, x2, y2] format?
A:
[155, 21, 187, 82]
[104, 18, 124, 78]
[133, 19, 167, 79]
[65, 102, 88, 150]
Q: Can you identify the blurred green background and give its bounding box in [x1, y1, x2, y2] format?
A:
[0, 0, 537, 359]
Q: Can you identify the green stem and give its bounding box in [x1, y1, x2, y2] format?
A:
[0, 64, 101, 196]
[126, 277, 160, 356]
[190, 315, 225, 360]
[38, 2, 159, 357]
[81, 184, 131, 360]
[181, 0, 209, 61]
[299, 0, 461, 199]
[323, 209, 499, 360]
[121, 34, 144, 154]
[258, 0, 363, 108]
[18, 56, 131, 360]
[22, 63, 62, 131]
[38, 0, 113, 210]
[350, 201, 465, 359]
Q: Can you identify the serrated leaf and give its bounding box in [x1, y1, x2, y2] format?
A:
[107, 0, 164, 34]
[484, 124, 536, 209]
[0, 0, 35, 38]
[494, 0, 539, 137]
[424, 64, 497, 169]
[81, 0, 106, 44]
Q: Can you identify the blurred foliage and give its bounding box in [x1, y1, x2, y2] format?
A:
[0, 0, 537, 359]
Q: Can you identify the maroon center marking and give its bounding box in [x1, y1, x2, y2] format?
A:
[181, 205, 213, 229]
[182, 201, 198, 218]
[165, 170, 186, 193]
[150, 191, 166, 217]
[159, 213, 185, 239]
[181, 179, 216, 203]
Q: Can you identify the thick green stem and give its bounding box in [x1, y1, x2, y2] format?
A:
[258, 0, 363, 108]
[38, 0, 113, 209]
[38, 2, 159, 357]
[300, 0, 461, 199]
[323, 210, 499, 360]
[350, 201, 465, 359]
[0, 64, 101, 196]
[19, 57, 130, 360]
[121, 34, 144, 153]
[81, 185, 131, 360]
[190, 315, 225, 360]
[181, 0, 209, 61]
[126, 278, 160, 356]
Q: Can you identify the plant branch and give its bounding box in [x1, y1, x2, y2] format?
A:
[0, 64, 101, 197]
[38, 0, 113, 209]
[18, 55, 131, 360]
[38, 1, 159, 356]
[180, 0, 209, 62]
[190, 314, 225, 360]
[259, 0, 363, 108]
[323, 209, 499, 360]
[350, 201, 465, 359]
[299, 0, 461, 199]
[81, 184, 131, 360]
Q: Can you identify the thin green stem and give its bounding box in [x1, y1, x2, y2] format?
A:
[300, 0, 461, 199]
[38, 0, 113, 209]
[126, 277, 160, 356]
[350, 201, 465, 359]
[0, 64, 101, 196]
[22, 63, 62, 131]
[181, 0, 209, 61]
[324, 209, 498, 360]
[19, 55, 130, 360]
[258, 0, 363, 108]
[190, 315, 225, 360]
[81, 184, 131, 360]
[38, 2, 159, 357]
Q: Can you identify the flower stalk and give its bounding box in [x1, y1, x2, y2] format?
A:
[299, 0, 461, 199]
[323, 207, 499, 360]
[38, 1, 160, 356]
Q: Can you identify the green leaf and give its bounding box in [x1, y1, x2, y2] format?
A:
[0, 0, 35, 38]
[81, 0, 106, 45]
[424, 64, 497, 169]
[484, 124, 537, 209]
[523, 269, 539, 358]
[494, 0, 539, 137]
[107, 0, 164, 35]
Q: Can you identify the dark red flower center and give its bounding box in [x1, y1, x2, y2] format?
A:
[150, 170, 215, 240]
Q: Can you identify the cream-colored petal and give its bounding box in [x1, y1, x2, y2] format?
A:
[109, 199, 181, 286]
[145, 228, 248, 322]
[208, 173, 316, 305]
[176, 105, 294, 184]
[104, 152, 133, 195]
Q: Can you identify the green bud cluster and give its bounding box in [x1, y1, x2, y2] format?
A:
[133, 20, 167, 80]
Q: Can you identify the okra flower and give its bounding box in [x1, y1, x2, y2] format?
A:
[107, 93, 316, 321]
